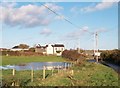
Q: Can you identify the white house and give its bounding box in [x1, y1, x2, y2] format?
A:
[53, 44, 65, 56]
[35, 44, 65, 56]
[46, 44, 54, 55]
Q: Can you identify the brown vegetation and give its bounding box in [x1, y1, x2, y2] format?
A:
[100, 49, 120, 66]
[1, 51, 43, 56]
[62, 50, 86, 65]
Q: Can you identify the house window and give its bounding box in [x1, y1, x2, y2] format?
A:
[61, 48, 63, 51]
[55, 48, 57, 50]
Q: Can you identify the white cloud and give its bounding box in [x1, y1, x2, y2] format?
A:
[40, 28, 52, 36]
[1, 2, 17, 8]
[0, 3, 63, 28]
[81, 0, 117, 13]
[54, 15, 65, 20]
[70, 6, 77, 13]
[70, 6, 81, 15]
[70, 0, 118, 14]
[65, 26, 89, 39]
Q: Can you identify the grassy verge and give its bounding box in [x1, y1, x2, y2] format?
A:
[2, 56, 69, 65]
[71, 62, 118, 86]
[2, 61, 118, 86]
[31, 62, 118, 86]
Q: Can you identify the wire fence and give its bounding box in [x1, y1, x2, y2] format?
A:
[2, 63, 74, 86]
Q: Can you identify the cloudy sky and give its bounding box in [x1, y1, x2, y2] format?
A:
[0, 0, 118, 50]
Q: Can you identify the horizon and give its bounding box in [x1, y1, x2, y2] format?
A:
[0, 1, 118, 50]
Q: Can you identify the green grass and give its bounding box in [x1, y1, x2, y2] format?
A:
[71, 62, 118, 86]
[2, 61, 118, 86]
[1, 56, 119, 86]
[2, 56, 69, 65]
[37, 62, 118, 86]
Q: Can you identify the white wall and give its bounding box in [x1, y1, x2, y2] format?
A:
[45, 44, 65, 55]
[10, 48, 29, 51]
[53, 47, 65, 56]
[46, 44, 54, 55]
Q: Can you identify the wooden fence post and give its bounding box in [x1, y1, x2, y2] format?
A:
[58, 65, 59, 73]
[31, 67, 34, 82]
[65, 63, 67, 70]
[71, 70, 74, 76]
[52, 68, 54, 76]
[12, 68, 15, 76]
[12, 68, 15, 86]
[43, 66, 45, 79]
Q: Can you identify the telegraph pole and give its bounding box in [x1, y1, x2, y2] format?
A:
[77, 37, 80, 53]
[94, 32, 96, 56]
[95, 32, 98, 63]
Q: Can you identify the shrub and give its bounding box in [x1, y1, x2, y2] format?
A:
[62, 50, 86, 65]
[100, 49, 120, 66]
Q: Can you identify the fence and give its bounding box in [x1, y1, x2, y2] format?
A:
[2, 63, 74, 86]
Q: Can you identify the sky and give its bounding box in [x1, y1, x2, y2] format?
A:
[0, 0, 118, 50]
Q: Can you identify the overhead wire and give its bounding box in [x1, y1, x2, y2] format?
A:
[41, 3, 81, 30]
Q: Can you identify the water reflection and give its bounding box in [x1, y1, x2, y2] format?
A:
[1, 62, 71, 71]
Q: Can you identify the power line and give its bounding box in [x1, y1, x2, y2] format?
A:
[41, 3, 84, 52]
[41, 3, 81, 30]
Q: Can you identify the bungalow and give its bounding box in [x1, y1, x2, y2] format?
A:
[35, 44, 65, 56]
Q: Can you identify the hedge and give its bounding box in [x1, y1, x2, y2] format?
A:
[1, 51, 43, 56]
[100, 49, 120, 66]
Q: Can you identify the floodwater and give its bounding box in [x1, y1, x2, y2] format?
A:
[0, 62, 72, 71]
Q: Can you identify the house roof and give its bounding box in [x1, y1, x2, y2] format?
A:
[36, 44, 64, 48]
[12, 46, 19, 49]
[53, 44, 64, 47]
[36, 45, 46, 49]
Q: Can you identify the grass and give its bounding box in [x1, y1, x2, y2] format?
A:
[2, 55, 69, 66]
[1, 61, 119, 86]
[1, 55, 119, 86]
[71, 62, 118, 86]
[34, 62, 118, 86]
[2, 69, 58, 86]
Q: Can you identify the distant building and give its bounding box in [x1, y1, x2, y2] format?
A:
[10, 48, 29, 51]
[0, 48, 8, 51]
[94, 52, 101, 57]
[35, 44, 46, 54]
[35, 44, 65, 56]
[53, 44, 65, 56]
[11, 46, 29, 51]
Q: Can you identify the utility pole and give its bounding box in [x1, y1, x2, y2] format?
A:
[93, 32, 96, 56]
[95, 32, 98, 63]
[77, 37, 80, 53]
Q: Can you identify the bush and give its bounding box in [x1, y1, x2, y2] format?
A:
[62, 50, 86, 65]
[100, 49, 120, 66]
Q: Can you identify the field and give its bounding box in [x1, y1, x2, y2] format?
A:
[1, 56, 119, 87]
[2, 56, 69, 66]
